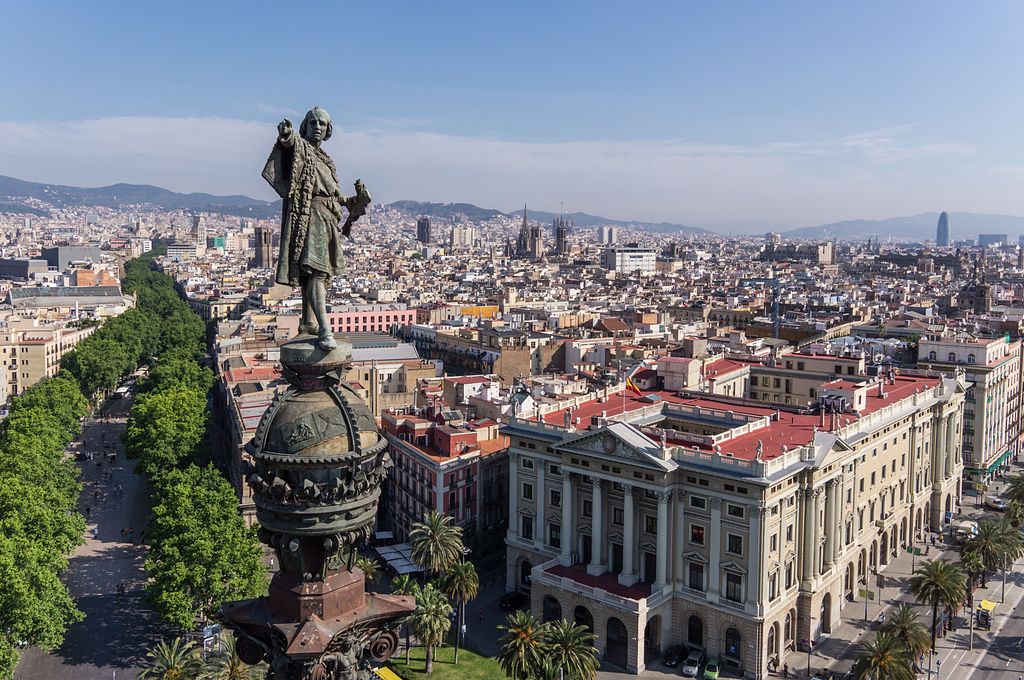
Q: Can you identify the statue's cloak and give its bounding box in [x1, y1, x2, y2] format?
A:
[263, 136, 344, 285]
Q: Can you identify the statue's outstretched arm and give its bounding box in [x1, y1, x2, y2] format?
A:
[277, 118, 296, 148]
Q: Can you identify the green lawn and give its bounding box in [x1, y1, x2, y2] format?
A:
[386, 644, 502, 680]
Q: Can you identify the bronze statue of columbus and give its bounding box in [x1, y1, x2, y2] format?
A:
[263, 106, 371, 350]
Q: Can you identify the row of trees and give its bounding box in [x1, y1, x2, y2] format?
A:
[854, 512, 1024, 679]
[113, 258, 265, 631]
[140, 635, 265, 680]
[0, 375, 90, 679]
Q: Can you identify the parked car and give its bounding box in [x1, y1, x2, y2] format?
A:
[985, 496, 1008, 511]
[498, 591, 528, 611]
[662, 646, 684, 668]
[681, 649, 705, 677]
[703, 658, 720, 680]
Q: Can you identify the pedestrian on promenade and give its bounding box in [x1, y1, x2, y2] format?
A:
[85, 506, 90, 518]
[782, 663, 788, 678]
[138, 530, 145, 545]
[121, 528, 126, 540]
[91, 527, 98, 539]
[128, 527, 134, 543]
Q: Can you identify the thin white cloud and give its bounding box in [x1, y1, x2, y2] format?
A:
[0, 115, 996, 225]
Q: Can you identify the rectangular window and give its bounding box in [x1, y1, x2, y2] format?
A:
[726, 504, 745, 519]
[612, 507, 624, 525]
[785, 562, 794, 588]
[644, 515, 657, 534]
[549, 464, 560, 475]
[769, 572, 778, 600]
[770, 533, 778, 551]
[521, 458, 534, 469]
[582, 499, 592, 518]
[690, 496, 707, 510]
[726, 573, 743, 602]
[550, 489, 561, 508]
[786, 524, 793, 541]
[688, 562, 704, 591]
[549, 523, 561, 549]
[522, 483, 533, 500]
[521, 515, 533, 541]
[690, 524, 705, 545]
[727, 534, 743, 555]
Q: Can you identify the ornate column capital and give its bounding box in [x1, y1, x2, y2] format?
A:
[588, 475, 604, 488]
[622, 484, 634, 497]
[749, 506, 765, 519]
[709, 496, 723, 509]
[654, 490, 673, 503]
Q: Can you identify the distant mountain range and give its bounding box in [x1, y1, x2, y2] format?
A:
[781, 212, 1024, 242]
[0, 174, 280, 219]
[2, 175, 1022, 242]
[386, 200, 713, 235]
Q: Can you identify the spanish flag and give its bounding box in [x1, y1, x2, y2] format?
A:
[625, 375, 642, 395]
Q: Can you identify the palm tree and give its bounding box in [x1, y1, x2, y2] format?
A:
[1006, 473, 1024, 504]
[964, 519, 1005, 586]
[200, 635, 263, 680]
[1007, 500, 1024, 529]
[541, 619, 600, 680]
[996, 518, 1024, 603]
[354, 555, 381, 584]
[392, 574, 420, 664]
[140, 638, 203, 680]
[442, 560, 479, 664]
[879, 604, 929, 663]
[497, 610, 547, 680]
[909, 559, 966, 653]
[851, 631, 915, 680]
[409, 511, 465, 576]
[408, 582, 452, 673]
[960, 550, 985, 651]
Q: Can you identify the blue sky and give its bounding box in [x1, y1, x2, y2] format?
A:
[2, 1, 1023, 227]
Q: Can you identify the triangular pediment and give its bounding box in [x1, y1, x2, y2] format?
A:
[557, 422, 674, 471]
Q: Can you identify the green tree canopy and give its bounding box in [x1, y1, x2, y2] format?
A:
[408, 583, 452, 674]
[146, 465, 266, 630]
[125, 386, 209, 476]
[409, 511, 465, 576]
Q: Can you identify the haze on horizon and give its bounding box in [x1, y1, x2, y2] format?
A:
[2, 1, 1023, 230]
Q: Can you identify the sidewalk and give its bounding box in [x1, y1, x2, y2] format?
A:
[795, 467, 1024, 678]
[16, 396, 173, 680]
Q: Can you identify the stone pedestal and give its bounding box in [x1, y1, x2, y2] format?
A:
[220, 333, 414, 680]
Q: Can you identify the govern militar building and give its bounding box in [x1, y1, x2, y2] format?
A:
[502, 370, 965, 677]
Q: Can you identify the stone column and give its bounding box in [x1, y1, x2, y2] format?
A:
[508, 451, 519, 540]
[619, 485, 637, 585]
[748, 506, 763, 610]
[800, 487, 815, 587]
[832, 477, 844, 563]
[655, 491, 671, 587]
[534, 459, 546, 549]
[824, 480, 836, 570]
[560, 473, 574, 565]
[933, 416, 946, 485]
[587, 478, 605, 576]
[708, 497, 722, 601]
[945, 416, 956, 479]
[673, 490, 686, 584]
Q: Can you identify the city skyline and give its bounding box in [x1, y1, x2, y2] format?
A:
[2, 2, 1024, 226]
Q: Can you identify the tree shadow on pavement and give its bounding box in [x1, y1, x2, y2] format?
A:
[58, 544, 177, 670]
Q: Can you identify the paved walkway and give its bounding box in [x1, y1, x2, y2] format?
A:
[792, 470, 1024, 679]
[16, 395, 172, 680]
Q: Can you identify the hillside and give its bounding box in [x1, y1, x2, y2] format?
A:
[784, 212, 1024, 242]
[0, 175, 280, 218]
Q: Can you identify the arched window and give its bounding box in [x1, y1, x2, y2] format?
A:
[967, 354, 976, 364]
[724, 627, 742, 659]
[948, 352, 956, 362]
[928, 351, 936, 361]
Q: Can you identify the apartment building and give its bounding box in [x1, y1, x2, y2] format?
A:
[381, 409, 509, 542]
[0, 323, 99, 397]
[503, 372, 965, 677]
[918, 333, 1021, 489]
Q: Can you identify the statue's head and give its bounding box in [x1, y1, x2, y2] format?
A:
[300, 107, 333, 144]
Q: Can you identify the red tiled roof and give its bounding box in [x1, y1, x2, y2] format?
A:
[546, 563, 651, 600]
